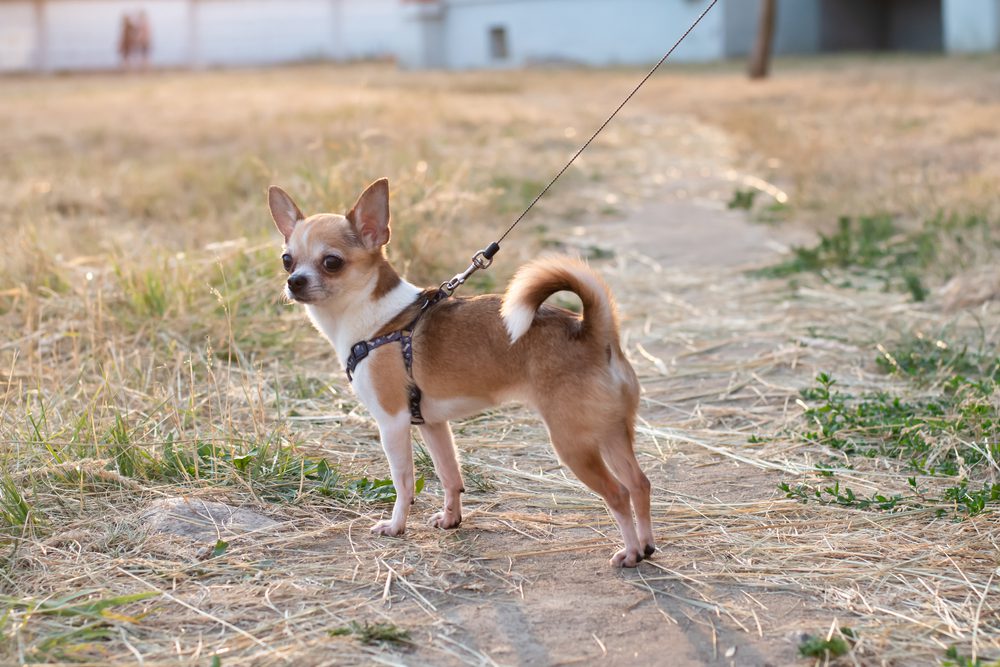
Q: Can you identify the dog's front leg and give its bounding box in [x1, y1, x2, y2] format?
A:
[371, 413, 415, 537]
[418, 421, 464, 529]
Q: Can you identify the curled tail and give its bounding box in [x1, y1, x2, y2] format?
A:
[500, 256, 619, 344]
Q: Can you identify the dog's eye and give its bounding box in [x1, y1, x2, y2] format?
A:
[281, 254, 292, 272]
[322, 255, 344, 273]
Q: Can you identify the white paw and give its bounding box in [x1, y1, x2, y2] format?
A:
[429, 511, 462, 529]
[370, 520, 405, 537]
[610, 547, 644, 568]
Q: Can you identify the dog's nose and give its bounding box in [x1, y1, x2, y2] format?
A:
[287, 274, 308, 292]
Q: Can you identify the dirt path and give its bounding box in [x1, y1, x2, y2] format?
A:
[370, 183, 816, 667]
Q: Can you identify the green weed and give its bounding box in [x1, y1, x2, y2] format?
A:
[798, 372, 998, 477]
[798, 627, 855, 659]
[782, 369, 1000, 517]
[329, 620, 411, 646]
[757, 213, 996, 301]
[160, 436, 424, 504]
[727, 188, 757, 210]
[875, 335, 1000, 382]
[944, 646, 1000, 667]
[0, 590, 157, 662]
[0, 475, 37, 533]
[0, 590, 157, 620]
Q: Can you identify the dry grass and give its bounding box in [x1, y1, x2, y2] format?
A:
[2, 57, 1000, 665]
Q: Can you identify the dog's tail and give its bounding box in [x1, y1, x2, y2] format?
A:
[500, 256, 619, 345]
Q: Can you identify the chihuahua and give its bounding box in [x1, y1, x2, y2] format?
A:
[268, 179, 653, 566]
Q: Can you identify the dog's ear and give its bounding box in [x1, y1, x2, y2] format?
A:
[268, 186, 305, 242]
[347, 178, 391, 250]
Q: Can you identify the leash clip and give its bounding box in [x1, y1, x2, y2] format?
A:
[440, 242, 500, 295]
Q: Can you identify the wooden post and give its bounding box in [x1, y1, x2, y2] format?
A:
[748, 0, 776, 80]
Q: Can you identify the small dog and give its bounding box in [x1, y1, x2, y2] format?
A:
[268, 179, 653, 566]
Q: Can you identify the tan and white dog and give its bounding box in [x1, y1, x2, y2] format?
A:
[268, 178, 654, 567]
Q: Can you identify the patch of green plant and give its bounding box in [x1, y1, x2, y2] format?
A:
[798, 372, 999, 477]
[781, 371, 1000, 517]
[0, 474, 38, 533]
[763, 215, 899, 277]
[943, 481, 1000, 517]
[756, 213, 996, 300]
[160, 436, 424, 504]
[798, 627, 855, 659]
[944, 646, 1000, 667]
[114, 263, 170, 318]
[727, 188, 757, 210]
[876, 335, 1000, 382]
[0, 590, 157, 620]
[210, 539, 229, 558]
[0, 590, 157, 663]
[329, 620, 411, 646]
[780, 480, 908, 512]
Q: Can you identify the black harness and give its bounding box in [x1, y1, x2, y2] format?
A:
[344, 289, 449, 425]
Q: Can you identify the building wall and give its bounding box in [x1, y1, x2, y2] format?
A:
[723, 0, 821, 57]
[405, 0, 726, 70]
[44, 0, 191, 70]
[888, 0, 943, 51]
[943, 0, 1000, 51]
[2, 0, 997, 73]
[0, 2, 38, 70]
[0, 0, 409, 72]
[819, 0, 943, 52]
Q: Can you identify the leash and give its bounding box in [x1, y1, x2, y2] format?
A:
[439, 0, 719, 296]
[348, 0, 720, 419]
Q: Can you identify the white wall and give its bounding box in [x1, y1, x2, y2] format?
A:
[44, 0, 191, 70]
[943, 0, 1000, 52]
[0, 2, 37, 70]
[0, 0, 409, 72]
[340, 0, 419, 63]
[422, 0, 725, 70]
[195, 0, 333, 66]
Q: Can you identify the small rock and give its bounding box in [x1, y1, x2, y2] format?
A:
[142, 497, 278, 542]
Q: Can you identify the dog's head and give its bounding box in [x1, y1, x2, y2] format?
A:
[267, 179, 397, 305]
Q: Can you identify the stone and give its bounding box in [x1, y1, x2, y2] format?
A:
[142, 497, 279, 542]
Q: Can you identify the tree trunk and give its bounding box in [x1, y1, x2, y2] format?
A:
[748, 0, 776, 80]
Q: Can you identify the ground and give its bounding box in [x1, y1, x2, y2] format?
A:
[2, 57, 1000, 666]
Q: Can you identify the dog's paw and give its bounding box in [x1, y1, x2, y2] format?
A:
[610, 547, 644, 568]
[370, 520, 405, 537]
[429, 511, 462, 530]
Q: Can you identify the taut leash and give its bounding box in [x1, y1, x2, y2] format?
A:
[439, 0, 719, 296]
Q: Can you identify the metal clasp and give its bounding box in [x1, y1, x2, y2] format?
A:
[440, 246, 497, 295]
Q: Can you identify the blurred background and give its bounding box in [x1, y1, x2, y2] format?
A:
[0, 0, 998, 72]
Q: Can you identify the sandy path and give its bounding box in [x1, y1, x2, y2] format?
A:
[385, 183, 813, 667]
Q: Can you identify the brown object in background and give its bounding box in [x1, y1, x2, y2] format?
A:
[118, 13, 135, 68]
[134, 11, 151, 70]
[119, 11, 151, 71]
[748, 0, 776, 79]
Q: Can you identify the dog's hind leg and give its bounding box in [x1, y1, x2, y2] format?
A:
[599, 423, 654, 558]
[547, 430, 644, 567]
[418, 421, 464, 529]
